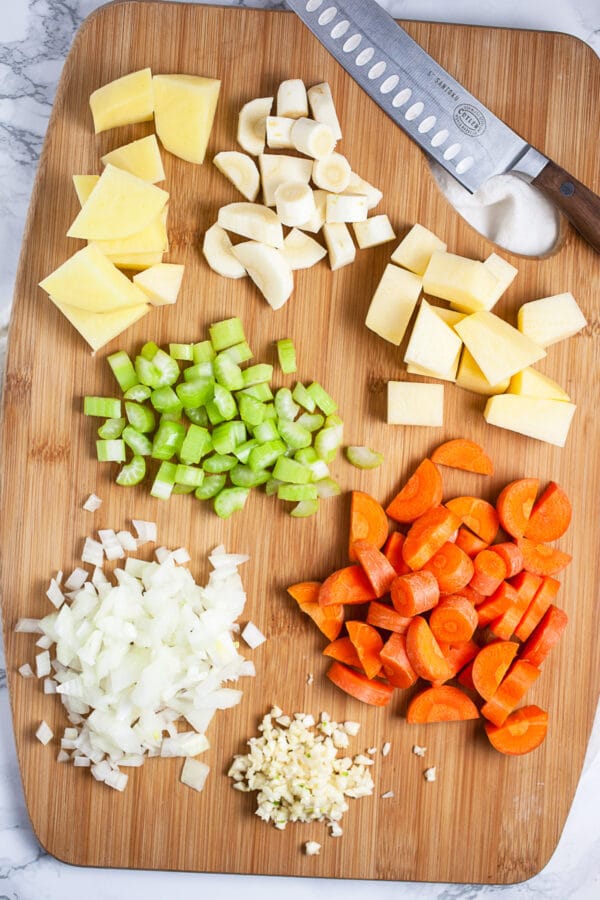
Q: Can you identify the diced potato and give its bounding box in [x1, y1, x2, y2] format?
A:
[89, 68, 154, 134]
[365, 264, 422, 345]
[404, 299, 462, 379]
[72, 174, 99, 206]
[91, 207, 169, 256]
[431, 307, 465, 328]
[322, 222, 355, 270]
[517, 292, 587, 347]
[100, 134, 166, 183]
[454, 310, 546, 386]
[423, 250, 500, 312]
[51, 298, 150, 352]
[387, 381, 444, 426]
[352, 214, 396, 249]
[484, 394, 576, 447]
[259, 154, 313, 206]
[481, 252, 518, 308]
[153, 74, 221, 164]
[107, 251, 164, 271]
[39, 243, 151, 313]
[390, 223, 447, 276]
[455, 348, 510, 395]
[67, 164, 169, 241]
[133, 263, 185, 306]
[508, 367, 571, 401]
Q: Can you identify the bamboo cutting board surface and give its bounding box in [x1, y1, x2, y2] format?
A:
[1, 0, 600, 884]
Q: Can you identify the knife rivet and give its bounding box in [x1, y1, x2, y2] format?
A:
[560, 181, 575, 197]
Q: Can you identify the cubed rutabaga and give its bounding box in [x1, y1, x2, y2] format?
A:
[517, 292, 587, 347]
[454, 310, 546, 386]
[387, 381, 444, 426]
[483, 394, 576, 447]
[508, 367, 571, 401]
[390, 223, 447, 276]
[423, 250, 500, 312]
[365, 264, 422, 345]
[455, 348, 510, 395]
[403, 299, 463, 379]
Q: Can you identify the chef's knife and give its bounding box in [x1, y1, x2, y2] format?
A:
[286, 0, 600, 254]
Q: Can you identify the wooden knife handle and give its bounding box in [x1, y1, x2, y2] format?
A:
[532, 160, 600, 254]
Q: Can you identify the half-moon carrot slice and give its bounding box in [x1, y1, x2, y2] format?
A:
[446, 496, 500, 544]
[480, 660, 541, 727]
[455, 525, 489, 558]
[471, 639, 519, 701]
[366, 600, 412, 634]
[407, 685, 480, 723]
[519, 604, 568, 667]
[514, 575, 561, 642]
[429, 595, 479, 644]
[380, 632, 418, 689]
[323, 636, 363, 669]
[524, 481, 572, 543]
[352, 538, 397, 598]
[346, 620, 384, 680]
[405, 616, 452, 683]
[484, 705, 548, 755]
[496, 478, 539, 538]
[385, 457, 443, 523]
[402, 505, 462, 571]
[469, 548, 507, 596]
[430, 438, 494, 475]
[517, 537, 572, 576]
[287, 581, 344, 641]
[348, 490, 389, 561]
[489, 541, 524, 578]
[318, 565, 376, 607]
[422, 541, 475, 593]
[326, 660, 394, 707]
[383, 531, 411, 576]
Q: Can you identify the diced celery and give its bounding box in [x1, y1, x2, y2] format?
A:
[223, 341, 253, 364]
[169, 342, 194, 361]
[296, 412, 324, 432]
[151, 420, 186, 460]
[242, 363, 273, 386]
[151, 461, 177, 499]
[314, 477, 341, 498]
[214, 353, 245, 391]
[172, 483, 196, 494]
[274, 387, 300, 421]
[265, 478, 283, 496]
[237, 393, 266, 428]
[84, 396, 122, 418]
[125, 401, 155, 433]
[205, 401, 225, 426]
[174, 464, 205, 487]
[116, 454, 146, 486]
[185, 406, 210, 427]
[194, 473, 227, 499]
[135, 355, 161, 387]
[122, 425, 153, 456]
[262, 403, 277, 420]
[290, 498, 320, 517]
[214, 486, 250, 518]
[294, 446, 318, 465]
[179, 424, 212, 464]
[272, 456, 312, 484]
[192, 340, 216, 364]
[202, 453, 238, 473]
[345, 445, 384, 469]
[176, 377, 214, 409]
[107, 350, 138, 393]
[184, 361, 214, 381]
[277, 419, 312, 450]
[276, 338, 297, 374]
[97, 417, 126, 439]
[253, 419, 280, 444]
[307, 381, 337, 415]
[211, 383, 238, 420]
[237, 382, 273, 402]
[124, 383, 152, 402]
[211, 420, 247, 455]
[248, 439, 287, 471]
[96, 439, 126, 462]
[141, 341, 160, 361]
[233, 438, 259, 464]
[277, 483, 318, 501]
[150, 385, 183, 416]
[229, 464, 271, 488]
[307, 459, 330, 481]
[292, 382, 316, 413]
[151, 348, 180, 386]
[209, 317, 245, 351]
[314, 424, 343, 462]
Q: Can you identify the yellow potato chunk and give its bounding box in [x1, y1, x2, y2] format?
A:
[365, 264, 422, 345]
[153, 74, 221, 164]
[72, 174, 99, 206]
[403, 299, 462, 379]
[508, 367, 571, 401]
[51, 299, 150, 352]
[107, 252, 164, 271]
[101, 134, 166, 183]
[89, 68, 154, 134]
[133, 263, 185, 306]
[387, 381, 444, 426]
[390, 223, 447, 276]
[91, 208, 169, 256]
[423, 250, 500, 312]
[455, 348, 510, 395]
[517, 292, 587, 347]
[454, 310, 546, 386]
[484, 395, 576, 447]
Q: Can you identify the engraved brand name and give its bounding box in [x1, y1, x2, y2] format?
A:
[453, 103, 487, 137]
[434, 76, 460, 102]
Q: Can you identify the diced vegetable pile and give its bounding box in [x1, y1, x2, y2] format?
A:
[288, 438, 572, 756]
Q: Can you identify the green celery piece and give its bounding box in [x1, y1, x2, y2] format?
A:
[151, 420, 186, 460]
[151, 385, 183, 416]
[345, 445, 384, 469]
[314, 477, 341, 498]
[205, 400, 225, 426]
[292, 382, 316, 413]
[276, 338, 297, 374]
[169, 342, 194, 361]
[116, 454, 146, 486]
[272, 455, 312, 484]
[223, 340, 253, 364]
[194, 473, 227, 499]
[211, 383, 237, 420]
[274, 387, 300, 421]
[84, 396, 122, 418]
[140, 341, 160, 361]
[179, 424, 212, 464]
[184, 361, 214, 381]
[265, 478, 283, 496]
[242, 363, 273, 387]
[135, 355, 161, 387]
[125, 400, 155, 433]
[237, 393, 266, 428]
[247, 439, 286, 471]
[209, 317, 245, 351]
[97, 417, 126, 439]
[214, 353, 245, 391]
[233, 438, 259, 464]
[290, 498, 320, 517]
[212, 420, 247, 455]
[277, 483, 318, 501]
[172, 483, 196, 494]
[151, 348, 180, 387]
[124, 383, 152, 402]
[277, 419, 312, 450]
[185, 406, 210, 427]
[294, 446, 318, 465]
[151, 461, 177, 499]
[307, 381, 337, 415]
[237, 382, 273, 402]
[176, 377, 214, 409]
[174, 464, 205, 487]
[253, 419, 280, 444]
[202, 453, 238, 473]
[229, 464, 271, 488]
[193, 340, 216, 364]
[214, 486, 250, 518]
[107, 350, 138, 392]
[122, 425, 153, 456]
[96, 439, 126, 462]
[296, 412, 324, 432]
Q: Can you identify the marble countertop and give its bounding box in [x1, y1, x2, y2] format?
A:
[1, 1, 599, 898]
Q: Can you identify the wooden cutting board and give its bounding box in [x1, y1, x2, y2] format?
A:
[1, 0, 599, 884]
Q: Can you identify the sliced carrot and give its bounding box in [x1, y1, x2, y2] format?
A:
[390, 570, 439, 616]
[346, 620, 384, 680]
[517, 537, 572, 577]
[476, 581, 519, 628]
[349, 490, 389, 562]
[407, 685, 480, 723]
[490, 570, 541, 640]
[318, 564, 376, 607]
[471, 640, 519, 701]
[352, 538, 397, 598]
[446, 496, 499, 544]
[322, 635, 363, 669]
[366, 600, 412, 634]
[469, 548, 507, 596]
[519, 605, 568, 667]
[385, 457, 443, 523]
[287, 581, 344, 641]
[457, 659, 476, 692]
[430, 438, 494, 475]
[422, 541, 475, 593]
[484, 705, 549, 755]
[480, 660, 541, 727]
[326, 660, 394, 706]
[429, 595, 479, 644]
[524, 481, 572, 543]
[455, 525, 489, 558]
[402, 505, 462, 571]
[489, 541, 524, 578]
[435, 639, 480, 684]
[452, 584, 486, 606]
[380, 632, 418, 689]
[514, 575, 561, 642]
[496, 478, 539, 538]
[405, 616, 452, 683]
[383, 531, 411, 576]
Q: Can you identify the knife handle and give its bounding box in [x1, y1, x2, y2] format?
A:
[532, 160, 600, 254]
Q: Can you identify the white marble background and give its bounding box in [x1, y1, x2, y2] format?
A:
[1, 1, 599, 898]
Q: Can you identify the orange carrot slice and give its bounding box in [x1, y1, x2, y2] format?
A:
[496, 478, 539, 538]
[383, 531, 411, 576]
[517, 537, 572, 576]
[405, 616, 452, 683]
[346, 620, 384, 679]
[519, 605, 568, 667]
[326, 660, 394, 706]
[476, 581, 519, 628]
[390, 570, 439, 616]
[514, 575, 561, 642]
[318, 565, 376, 607]
[407, 685, 480, 723]
[349, 490, 389, 562]
[385, 458, 443, 523]
[455, 526, 489, 558]
[352, 538, 397, 598]
[446, 496, 500, 544]
[480, 660, 541, 726]
[489, 570, 541, 640]
[470, 548, 507, 596]
[422, 541, 475, 593]
[484, 705, 548, 755]
[429, 595, 479, 644]
[437, 639, 480, 683]
[489, 541, 524, 578]
[323, 636, 362, 668]
[430, 438, 493, 475]
[402, 505, 462, 571]
[366, 600, 412, 634]
[524, 482, 572, 543]
[471, 640, 519, 701]
[287, 581, 344, 641]
[380, 632, 418, 689]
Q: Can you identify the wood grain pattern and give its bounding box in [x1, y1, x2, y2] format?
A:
[1, 0, 599, 884]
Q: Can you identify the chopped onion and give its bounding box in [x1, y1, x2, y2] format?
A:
[83, 493, 103, 512]
[132, 519, 157, 544]
[18, 663, 34, 678]
[64, 567, 88, 591]
[181, 757, 210, 792]
[241, 621, 266, 649]
[82, 537, 104, 567]
[36, 720, 54, 745]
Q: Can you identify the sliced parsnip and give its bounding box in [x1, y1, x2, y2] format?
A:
[237, 96, 273, 156]
[213, 151, 260, 201]
[276, 79, 308, 119]
[281, 228, 327, 270]
[307, 82, 342, 140]
[231, 240, 294, 309]
[298, 189, 328, 234]
[274, 182, 315, 227]
[312, 153, 351, 193]
[202, 222, 247, 279]
[325, 193, 368, 224]
[259, 154, 313, 206]
[217, 202, 284, 248]
[346, 172, 383, 210]
[322, 222, 355, 270]
[266, 116, 295, 149]
[290, 117, 336, 159]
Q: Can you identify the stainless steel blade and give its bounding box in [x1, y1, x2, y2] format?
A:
[286, 0, 548, 193]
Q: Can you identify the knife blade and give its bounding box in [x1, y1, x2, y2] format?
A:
[286, 0, 600, 254]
